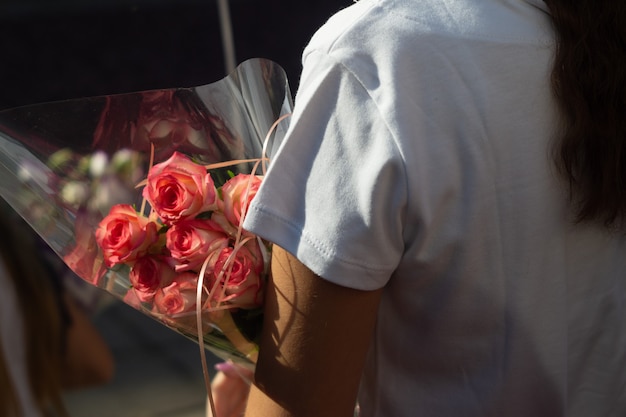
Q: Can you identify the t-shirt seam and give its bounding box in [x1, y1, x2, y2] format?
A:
[247, 204, 396, 273]
[301, 48, 410, 264]
[326, 53, 411, 247]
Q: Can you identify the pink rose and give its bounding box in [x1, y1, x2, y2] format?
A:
[166, 219, 230, 272]
[135, 92, 204, 151]
[153, 272, 200, 315]
[241, 237, 266, 273]
[143, 152, 218, 224]
[95, 204, 159, 267]
[144, 119, 204, 149]
[123, 288, 142, 309]
[130, 256, 176, 302]
[220, 174, 262, 228]
[211, 242, 264, 309]
[210, 211, 239, 238]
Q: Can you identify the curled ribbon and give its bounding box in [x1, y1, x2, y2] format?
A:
[198, 112, 291, 417]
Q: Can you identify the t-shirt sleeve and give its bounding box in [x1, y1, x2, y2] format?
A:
[243, 50, 407, 291]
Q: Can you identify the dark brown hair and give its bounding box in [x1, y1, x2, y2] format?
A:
[0, 209, 68, 417]
[545, 1, 626, 226]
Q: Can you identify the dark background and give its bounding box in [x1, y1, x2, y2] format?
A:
[0, 0, 350, 111]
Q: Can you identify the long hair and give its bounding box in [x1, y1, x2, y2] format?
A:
[545, 0, 626, 226]
[0, 209, 68, 417]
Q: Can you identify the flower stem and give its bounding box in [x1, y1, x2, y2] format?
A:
[210, 309, 258, 363]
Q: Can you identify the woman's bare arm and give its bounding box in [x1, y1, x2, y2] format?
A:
[245, 246, 383, 417]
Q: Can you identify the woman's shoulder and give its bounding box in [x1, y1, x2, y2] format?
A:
[305, 0, 552, 61]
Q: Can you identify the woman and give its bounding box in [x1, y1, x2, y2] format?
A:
[0, 204, 115, 417]
[225, 0, 626, 415]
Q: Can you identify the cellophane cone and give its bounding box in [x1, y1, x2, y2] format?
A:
[0, 58, 292, 366]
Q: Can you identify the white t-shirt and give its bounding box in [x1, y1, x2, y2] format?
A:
[243, 0, 626, 415]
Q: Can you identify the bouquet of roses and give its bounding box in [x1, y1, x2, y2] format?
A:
[96, 151, 267, 363]
[0, 59, 292, 373]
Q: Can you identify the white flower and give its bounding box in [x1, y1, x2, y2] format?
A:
[60, 181, 90, 207]
[89, 151, 108, 178]
[89, 176, 136, 215]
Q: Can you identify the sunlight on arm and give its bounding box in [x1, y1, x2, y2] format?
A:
[245, 246, 382, 417]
